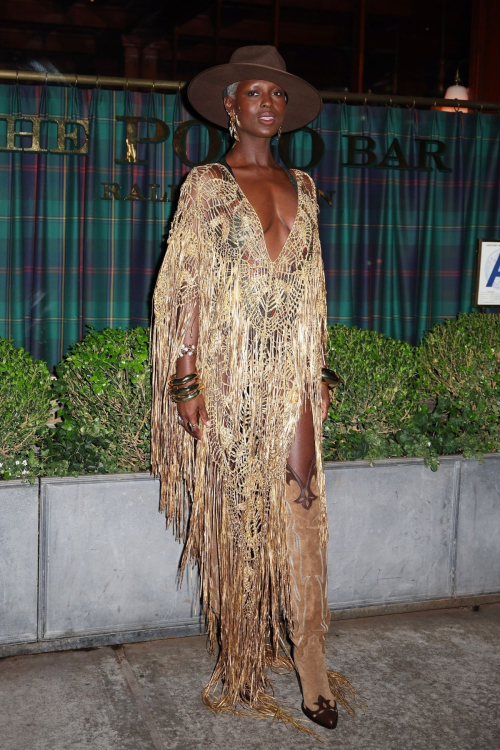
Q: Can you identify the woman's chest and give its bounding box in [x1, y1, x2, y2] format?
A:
[231, 174, 298, 263]
[205, 187, 316, 274]
[202, 200, 318, 326]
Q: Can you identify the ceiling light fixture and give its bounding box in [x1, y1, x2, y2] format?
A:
[441, 69, 469, 112]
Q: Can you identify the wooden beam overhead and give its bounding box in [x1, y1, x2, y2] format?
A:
[1, 0, 127, 28]
[128, 0, 215, 35]
[214, 0, 222, 63]
[469, 0, 500, 101]
[0, 0, 472, 97]
[223, 0, 412, 15]
[273, 0, 280, 48]
[179, 14, 351, 47]
[0, 27, 96, 54]
[352, 0, 366, 93]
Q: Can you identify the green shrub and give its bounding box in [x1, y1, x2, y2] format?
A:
[395, 313, 500, 468]
[0, 338, 53, 481]
[323, 324, 420, 461]
[43, 326, 151, 476]
[2, 313, 497, 480]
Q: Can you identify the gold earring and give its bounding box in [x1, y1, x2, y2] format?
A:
[229, 111, 240, 142]
[277, 126, 282, 140]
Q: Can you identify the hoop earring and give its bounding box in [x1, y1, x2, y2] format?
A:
[276, 126, 282, 140]
[229, 111, 240, 142]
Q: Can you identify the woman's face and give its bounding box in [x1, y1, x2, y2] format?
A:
[224, 79, 287, 139]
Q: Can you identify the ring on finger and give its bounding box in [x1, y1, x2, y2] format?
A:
[177, 415, 183, 425]
[187, 421, 194, 431]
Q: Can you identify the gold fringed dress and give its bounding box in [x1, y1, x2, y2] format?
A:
[151, 160, 329, 720]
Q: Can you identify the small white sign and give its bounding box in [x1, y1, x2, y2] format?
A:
[476, 240, 500, 306]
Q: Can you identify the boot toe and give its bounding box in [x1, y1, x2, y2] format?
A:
[302, 695, 338, 729]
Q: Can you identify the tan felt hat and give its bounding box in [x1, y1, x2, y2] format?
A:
[187, 45, 322, 132]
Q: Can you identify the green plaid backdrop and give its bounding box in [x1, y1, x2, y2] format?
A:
[1, 84, 499, 370]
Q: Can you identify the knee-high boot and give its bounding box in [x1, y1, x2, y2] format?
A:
[285, 459, 337, 726]
[285, 459, 360, 727]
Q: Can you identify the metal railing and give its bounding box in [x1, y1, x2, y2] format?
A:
[0, 69, 499, 111]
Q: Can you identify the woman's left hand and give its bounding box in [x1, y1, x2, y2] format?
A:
[321, 381, 331, 423]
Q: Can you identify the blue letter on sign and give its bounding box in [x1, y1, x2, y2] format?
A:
[486, 253, 500, 286]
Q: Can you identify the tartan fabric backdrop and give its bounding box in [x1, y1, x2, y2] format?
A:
[1, 83, 499, 370]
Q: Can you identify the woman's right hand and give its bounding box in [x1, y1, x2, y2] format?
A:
[177, 394, 211, 442]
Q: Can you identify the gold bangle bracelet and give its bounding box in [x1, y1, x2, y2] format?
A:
[170, 372, 198, 386]
[321, 367, 340, 387]
[169, 376, 199, 390]
[169, 382, 200, 396]
[170, 389, 201, 403]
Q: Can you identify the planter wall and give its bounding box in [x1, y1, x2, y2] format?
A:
[1, 454, 499, 657]
[325, 457, 459, 607]
[455, 457, 500, 596]
[39, 474, 199, 642]
[0, 480, 39, 645]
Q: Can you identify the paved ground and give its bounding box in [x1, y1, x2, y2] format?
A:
[1, 603, 499, 750]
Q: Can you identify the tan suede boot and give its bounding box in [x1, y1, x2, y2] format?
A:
[285, 459, 338, 729]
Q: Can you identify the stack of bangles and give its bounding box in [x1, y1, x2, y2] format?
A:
[168, 371, 202, 403]
[321, 367, 340, 388]
[169, 368, 336, 401]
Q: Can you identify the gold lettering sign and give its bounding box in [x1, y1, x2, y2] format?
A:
[100, 182, 175, 202]
[0, 116, 46, 152]
[115, 116, 170, 164]
[341, 135, 378, 168]
[414, 138, 452, 173]
[124, 183, 147, 201]
[52, 118, 89, 155]
[279, 126, 325, 171]
[341, 134, 451, 172]
[0, 114, 451, 174]
[375, 138, 410, 170]
[317, 189, 335, 206]
[101, 182, 122, 200]
[172, 120, 222, 167]
[0, 116, 89, 154]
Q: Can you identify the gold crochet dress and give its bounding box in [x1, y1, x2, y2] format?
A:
[151, 160, 329, 722]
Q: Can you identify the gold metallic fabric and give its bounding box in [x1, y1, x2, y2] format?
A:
[150, 162, 328, 723]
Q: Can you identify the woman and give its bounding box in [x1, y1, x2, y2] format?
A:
[151, 45, 358, 732]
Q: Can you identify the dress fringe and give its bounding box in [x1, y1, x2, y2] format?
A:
[149, 164, 359, 735]
[327, 670, 367, 718]
[200, 657, 365, 739]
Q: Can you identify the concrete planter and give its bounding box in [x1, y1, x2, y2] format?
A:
[39, 474, 200, 644]
[1, 454, 499, 657]
[0, 480, 39, 646]
[325, 455, 500, 609]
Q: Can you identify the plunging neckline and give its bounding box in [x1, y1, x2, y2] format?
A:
[217, 158, 300, 265]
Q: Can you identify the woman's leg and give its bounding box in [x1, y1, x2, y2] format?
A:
[285, 398, 335, 714]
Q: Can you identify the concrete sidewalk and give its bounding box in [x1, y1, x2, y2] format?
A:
[1, 604, 499, 750]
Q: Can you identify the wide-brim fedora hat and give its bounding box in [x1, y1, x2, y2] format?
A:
[187, 45, 322, 133]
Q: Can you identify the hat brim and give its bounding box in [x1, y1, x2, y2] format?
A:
[187, 63, 322, 132]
